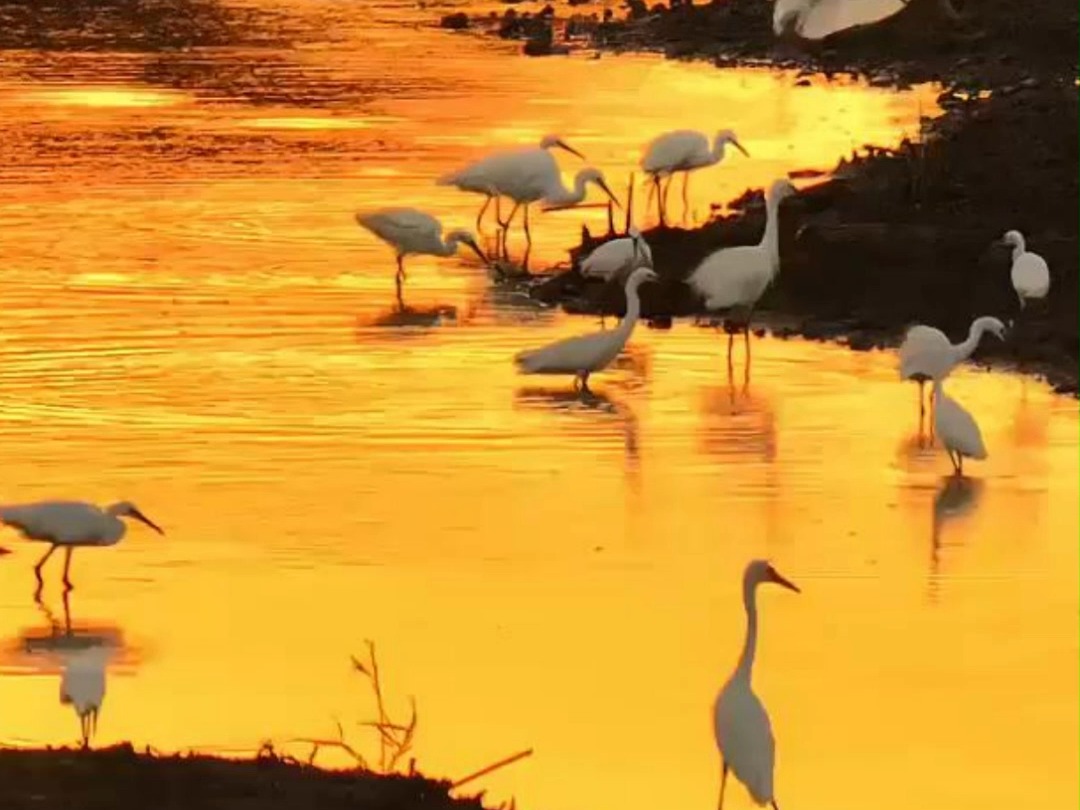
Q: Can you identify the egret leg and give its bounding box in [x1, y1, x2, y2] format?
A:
[34, 544, 57, 590]
[499, 202, 521, 261]
[718, 761, 729, 810]
[726, 332, 734, 368]
[681, 171, 691, 223]
[523, 203, 532, 255]
[770, 801, 782, 810]
[395, 256, 406, 311]
[476, 195, 492, 233]
[653, 176, 665, 226]
[957, 453, 964, 477]
[661, 176, 674, 225]
[61, 547, 74, 591]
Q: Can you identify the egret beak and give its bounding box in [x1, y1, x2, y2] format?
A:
[767, 566, 800, 593]
[596, 178, 621, 209]
[732, 138, 750, 158]
[643, 268, 660, 282]
[465, 238, 489, 266]
[554, 140, 586, 160]
[131, 508, 164, 536]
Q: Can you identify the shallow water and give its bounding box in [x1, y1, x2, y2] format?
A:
[0, 2, 1077, 810]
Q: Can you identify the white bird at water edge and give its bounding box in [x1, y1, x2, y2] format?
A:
[436, 134, 586, 231]
[580, 226, 653, 282]
[898, 315, 1007, 421]
[354, 208, 487, 308]
[640, 129, 749, 224]
[998, 229, 1050, 310]
[687, 178, 797, 363]
[61, 644, 109, 748]
[932, 379, 988, 476]
[714, 559, 800, 810]
[514, 265, 658, 394]
[0, 500, 164, 592]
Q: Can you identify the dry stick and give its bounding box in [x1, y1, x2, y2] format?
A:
[625, 171, 634, 235]
[451, 748, 535, 790]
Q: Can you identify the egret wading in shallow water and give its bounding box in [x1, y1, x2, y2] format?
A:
[354, 208, 487, 309]
[640, 129, 749, 225]
[898, 315, 1007, 425]
[715, 560, 800, 810]
[580, 226, 653, 327]
[687, 179, 797, 365]
[998, 230, 1050, 311]
[932, 379, 987, 476]
[0, 500, 164, 593]
[436, 135, 585, 232]
[514, 265, 658, 394]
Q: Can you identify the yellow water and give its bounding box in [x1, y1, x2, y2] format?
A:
[0, 2, 1077, 810]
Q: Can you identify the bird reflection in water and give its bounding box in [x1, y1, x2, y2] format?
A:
[0, 591, 134, 749]
[356, 303, 459, 332]
[697, 364, 777, 464]
[928, 475, 985, 602]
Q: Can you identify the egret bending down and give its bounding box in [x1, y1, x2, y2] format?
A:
[898, 316, 1007, 421]
[932, 379, 987, 476]
[640, 129, 749, 224]
[436, 134, 585, 231]
[514, 265, 658, 393]
[355, 208, 487, 308]
[687, 179, 797, 363]
[0, 500, 164, 593]
[715, 560, 800, 810]
[999, 230, 1050, 310]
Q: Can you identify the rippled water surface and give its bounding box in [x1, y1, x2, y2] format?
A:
[0, 2, 1076, 810]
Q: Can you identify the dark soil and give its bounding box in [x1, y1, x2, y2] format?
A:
[0, 744, 489, 810]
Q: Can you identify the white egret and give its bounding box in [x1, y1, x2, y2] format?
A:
[898, 315, 1007, 420]
[436, 134, 585, 231]
[514, 265, 658, 393]
[0, 500, 164, 592]
[773, 0, 910, 40]
[60, 644, 109, 748]
[932, 380, 987, 476]
[640, 129, 749, 224]
[998, 230, 1050, 310]
[354, 208, 487, 307]
[715, 559, 799, 810]
[580, 226, 653, 281]
[687, 178, 797, 362]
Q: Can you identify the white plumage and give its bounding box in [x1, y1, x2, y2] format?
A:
[0, 499, 164, 591]
[932, 380, 988, 475]
[354, 207, 486, 305]
[580, 226, 653, 281]
[640, 129, 749, 223]
[1000, 230, 1050, 309]
[687, 178, 797, 333]
[714, 559, 800, 810]
[514, 266, 658, 392]
[60, 645, 109, 747]
[773, 0, 908, 39]
[436, 134, 585, 230]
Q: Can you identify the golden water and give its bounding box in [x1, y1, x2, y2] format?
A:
[0, 2, 1076, 810]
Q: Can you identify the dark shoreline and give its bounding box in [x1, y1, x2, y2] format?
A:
[454, 0, 1079, 395]
[0, 744, 490, 810]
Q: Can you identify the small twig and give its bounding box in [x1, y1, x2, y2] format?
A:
[625, 171, 634, 234]
[451, 748, 534, 789]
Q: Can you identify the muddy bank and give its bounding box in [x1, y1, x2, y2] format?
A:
[529, 79, 1078, 394]
[0, 744, 490, 810]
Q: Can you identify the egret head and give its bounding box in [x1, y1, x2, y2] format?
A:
[768, 178, 798, 204]
[716, 129, 750, 158]
[999, 229, 1024, 248]
[539, 134, 586, 160]
[744, 559, 800, 593]
[579, 168, 621, 208]
[976, 315, 1008, 341]
[446, 229, 488, 265]
[628, 226, 653, 268]
[626, 265, 659, 289]
[107, 501, 164, 535]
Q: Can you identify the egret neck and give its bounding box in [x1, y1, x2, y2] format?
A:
[734, 576, 760, 683]
[953, 317, 999, 364]
[613, 275, 646, 342]
[761, 190, 785, 278]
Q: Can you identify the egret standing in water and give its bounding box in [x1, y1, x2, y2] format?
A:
[687, 179, 797, 365]
[61, 644, 109, 748]
[932, 379, 987, 476]
[898, 315, 1007, 422]
[714, 560, 800, 810]
[0, 500, 164, 593]
[354, 208, 487, 309]
[998, 230, 1050, 310]
[514, 265, 658, 394]
[640, 129, 749, 225]
[436, 134, 585, 231]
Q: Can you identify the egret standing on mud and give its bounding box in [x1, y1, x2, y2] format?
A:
[714, 560, 800, 810]
[0, 500, 164, 593]
[932, 379, 988, 476]
[514, 265, 658, 394]
[580, 226, 652, 326]
[687, 178, 797, 365]
[436, 134, 585, 231]
[640, 129, 749, 225]
[998, 230, 1050, 310]
[898, 315, 1007, 421]
[354, 208, 487, 308]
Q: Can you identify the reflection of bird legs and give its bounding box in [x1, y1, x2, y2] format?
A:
[573, 372, 593, 397]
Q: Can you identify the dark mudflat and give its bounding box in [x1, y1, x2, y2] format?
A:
[0, 745, 488, 810]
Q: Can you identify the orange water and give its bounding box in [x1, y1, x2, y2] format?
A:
[0, 2, 1076, 810]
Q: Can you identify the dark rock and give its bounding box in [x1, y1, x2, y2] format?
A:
[439, 11, 470, 29]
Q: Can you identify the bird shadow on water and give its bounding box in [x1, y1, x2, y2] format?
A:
[0, 590, 139, 749]
[356, 303, 459, 333]
[927, 475, 985, 604]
